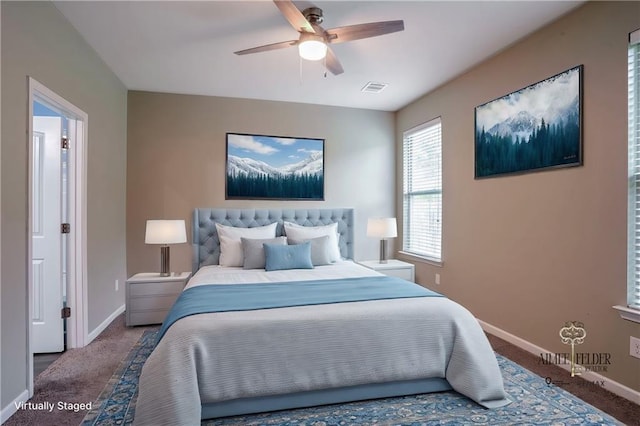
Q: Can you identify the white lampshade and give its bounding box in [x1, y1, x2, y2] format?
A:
[145, 220, 187, 245]
[367, 218, 398, 239]
[298, 34, 327, 61]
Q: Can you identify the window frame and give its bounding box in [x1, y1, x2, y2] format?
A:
[401, 117, 443, 264]
[622, 28, 640, 322]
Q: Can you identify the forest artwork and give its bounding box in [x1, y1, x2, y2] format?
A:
[226, 133, 324, 200]
[475, 65, 582, 178]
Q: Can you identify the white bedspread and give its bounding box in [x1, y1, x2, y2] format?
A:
[185, 261, 382, 288]
[134, 262, 510, 425]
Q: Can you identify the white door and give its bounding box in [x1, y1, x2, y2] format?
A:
[32, 116, 64, 353]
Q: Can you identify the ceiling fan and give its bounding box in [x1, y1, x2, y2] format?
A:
[234, 0, 404, 75]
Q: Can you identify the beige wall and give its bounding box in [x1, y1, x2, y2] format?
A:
[126, 92, 395, 276]
[397, 1, 640, 392]
[1, 1, 127, 408]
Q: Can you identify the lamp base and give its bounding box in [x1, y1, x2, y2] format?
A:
[160, 246, 171, 277]
[379, 239, 388, 264]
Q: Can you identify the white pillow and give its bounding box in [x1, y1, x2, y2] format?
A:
[283, 222, 341, 262]
[216, 222, 278, 267]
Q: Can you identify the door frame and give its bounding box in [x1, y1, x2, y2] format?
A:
[27, 77, 88, 396]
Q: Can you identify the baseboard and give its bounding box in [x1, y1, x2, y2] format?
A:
[86, 304, 125, 344]
[479, 319, 640, 405]
[1, 389, 28, 424]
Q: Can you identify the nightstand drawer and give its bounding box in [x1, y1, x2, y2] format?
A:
[383, 268, 414, 281]
[129, 294, 180, 311]
[129, 280, 185, 297]
[358, 260, 416, 283]
[128, 310, 169, 326]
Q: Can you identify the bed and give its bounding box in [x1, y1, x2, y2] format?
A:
[133, 208, 510, 425]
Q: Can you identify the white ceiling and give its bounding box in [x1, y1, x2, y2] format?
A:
[53, 1, 583, 112]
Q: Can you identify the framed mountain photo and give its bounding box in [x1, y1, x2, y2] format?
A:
[474, 65, 583, 179]
[226, 133, 324, 200]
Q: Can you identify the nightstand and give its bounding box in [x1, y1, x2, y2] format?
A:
[358, 259, 415, 282]
[126, 272, 191, 326]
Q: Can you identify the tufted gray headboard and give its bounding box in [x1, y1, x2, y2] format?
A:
[192, 208, 354, 272]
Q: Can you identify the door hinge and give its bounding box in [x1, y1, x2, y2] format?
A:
[61, 137, 69, 149]
[61, 307, 71, 318]
[61, 223, 71, 234]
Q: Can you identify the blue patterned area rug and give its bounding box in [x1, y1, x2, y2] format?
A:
[82, 330, 621, 426]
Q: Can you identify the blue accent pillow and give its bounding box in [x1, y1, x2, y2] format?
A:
[264, 241, 314, 271]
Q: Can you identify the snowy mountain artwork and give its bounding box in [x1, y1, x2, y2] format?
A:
[226, 133, 324, 199]
[474, 65, 582, 178]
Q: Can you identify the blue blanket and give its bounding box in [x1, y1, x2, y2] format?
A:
[156, 275, 443, 345]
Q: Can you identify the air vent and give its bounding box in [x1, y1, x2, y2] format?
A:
[361, 81, 388, 93]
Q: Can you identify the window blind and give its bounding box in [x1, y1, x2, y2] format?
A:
[628, 29, 640, 310]
[402, 117, 442, 261]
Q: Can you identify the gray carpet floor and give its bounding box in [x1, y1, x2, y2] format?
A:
[4, 314, 639, 426]
[4, 316, 155, 426]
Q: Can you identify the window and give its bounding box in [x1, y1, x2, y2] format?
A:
[627, 29, 640, 311]
[402, 117, 442, 262]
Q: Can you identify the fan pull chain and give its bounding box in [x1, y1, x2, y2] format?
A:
[323, 56, 327, 78]
[299, 55, 304, 85]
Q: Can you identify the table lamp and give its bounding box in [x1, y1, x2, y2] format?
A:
[367, 217, 397, 264]
[145, 219, 187, 276]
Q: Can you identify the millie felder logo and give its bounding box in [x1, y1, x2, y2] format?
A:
[559, 321, 586, 377]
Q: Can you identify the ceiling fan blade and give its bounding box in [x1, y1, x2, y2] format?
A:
[234, 40, 298, 56]
[273, 0, 315, 33]
[325, 46, 344, 75]
[325, 20, 404, 44]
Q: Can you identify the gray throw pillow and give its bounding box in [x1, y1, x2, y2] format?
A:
[288, 235, 333, 266]
[241, 237, 287, 269]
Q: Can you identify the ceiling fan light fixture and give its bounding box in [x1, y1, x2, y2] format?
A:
[236, 1, 405, 76]
[298, 35, 327, 61]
